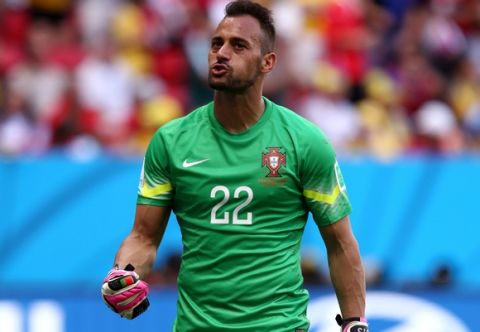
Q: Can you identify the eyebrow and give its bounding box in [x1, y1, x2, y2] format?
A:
[232, 37, 251, 46]
[211, 35, 252, 45]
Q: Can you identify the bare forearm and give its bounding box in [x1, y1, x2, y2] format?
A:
[328, 240, 366, 318]
[114, 231, 158, 279]
[113, 204, 170, 279]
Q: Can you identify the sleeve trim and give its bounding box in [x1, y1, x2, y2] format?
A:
[303, 185, 340, 205]
[139, 182, 172, 198]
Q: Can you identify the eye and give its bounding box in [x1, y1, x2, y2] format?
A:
[234, 41, 246, 50]
[211, 39, 223, 50]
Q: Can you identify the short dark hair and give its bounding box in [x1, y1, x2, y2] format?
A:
[225, 0, 276, 54]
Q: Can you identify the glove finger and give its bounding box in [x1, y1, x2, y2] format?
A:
[117, 288, 144, 306]
[103, 280, 149, 312]
[121, 298, 150, 320]
[108, 274, 138, 291]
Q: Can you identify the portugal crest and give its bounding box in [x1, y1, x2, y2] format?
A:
[262, 147, 286, 177]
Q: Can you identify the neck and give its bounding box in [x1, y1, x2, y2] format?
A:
[213, 89, 265, 134]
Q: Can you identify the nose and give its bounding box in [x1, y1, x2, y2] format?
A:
[216, 44, 231, 61]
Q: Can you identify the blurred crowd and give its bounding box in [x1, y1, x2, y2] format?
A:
[1, 0, 480, 159]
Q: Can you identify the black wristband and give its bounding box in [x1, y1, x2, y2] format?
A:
[335, 314, 364, 326]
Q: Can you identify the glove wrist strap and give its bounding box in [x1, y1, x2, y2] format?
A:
[335, 314, 368, 326]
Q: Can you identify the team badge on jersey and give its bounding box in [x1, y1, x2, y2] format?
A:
[262, 147, 286, 177]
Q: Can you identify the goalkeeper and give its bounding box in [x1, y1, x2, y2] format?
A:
[102, 1, 367, 331]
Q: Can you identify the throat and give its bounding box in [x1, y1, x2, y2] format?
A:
[213, 94, 265, 134]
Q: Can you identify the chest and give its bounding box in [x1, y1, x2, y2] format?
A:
[167, 128, 303, 223]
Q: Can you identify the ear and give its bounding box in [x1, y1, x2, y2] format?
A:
[261, 52, 276, 74]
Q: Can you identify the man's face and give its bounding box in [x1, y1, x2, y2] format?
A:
[208, 15, 265, 92]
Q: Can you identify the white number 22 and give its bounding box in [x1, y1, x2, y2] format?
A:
[210, 185, 253, 225]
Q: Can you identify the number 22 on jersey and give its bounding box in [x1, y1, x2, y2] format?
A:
[210, 185, 253, 225]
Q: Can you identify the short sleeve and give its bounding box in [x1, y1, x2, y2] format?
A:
[301, 131, 352, 227]
[137, 130, 174, 206]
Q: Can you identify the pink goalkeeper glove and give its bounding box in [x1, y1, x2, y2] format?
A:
[336, 314, 369, 332]
[101, 264, 150, 319]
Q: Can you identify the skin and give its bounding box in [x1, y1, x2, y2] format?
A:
[114, 204, 169, 279]
[207, 15, 276, 133]
[113, 13, 366, 321]
[320, 215, 366, 318]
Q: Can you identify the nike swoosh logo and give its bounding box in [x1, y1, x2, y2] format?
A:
[182, 159, 209, 168]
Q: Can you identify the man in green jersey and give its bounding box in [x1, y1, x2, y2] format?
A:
[101, 1, 368, 331]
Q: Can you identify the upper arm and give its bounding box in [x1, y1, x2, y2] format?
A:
[137, 130, 174, 206]
[301, 128, 352, 226]
[133, 130, 174, 246]
[131, 204, 171, 247]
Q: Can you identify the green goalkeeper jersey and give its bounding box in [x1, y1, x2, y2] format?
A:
[137, 97, 352, 332]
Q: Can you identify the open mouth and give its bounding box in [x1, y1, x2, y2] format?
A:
[211, 63, 229, 76]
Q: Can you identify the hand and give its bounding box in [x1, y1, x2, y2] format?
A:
[101, 264, 150, 319]
[336, 314, 369, 332]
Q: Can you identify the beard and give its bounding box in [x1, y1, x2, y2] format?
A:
[208, 75, 256, 92]
[208, 62, 262, 93]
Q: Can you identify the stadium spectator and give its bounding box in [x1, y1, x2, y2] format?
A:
[0, 2, 29, 73]
[357, 68, 411, 160]
[420, 0, 467, 78]
[5, 20, 69, 140]
[75, 35, 138, 149]
[0, 91, 50, 156]
[298, 61, 362, 155]
[76, 0, 118, 47]
[323, 0, 372, 100]
[413, 100, 465, 154]
[182, 0, 215, 107]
